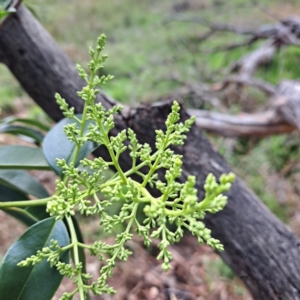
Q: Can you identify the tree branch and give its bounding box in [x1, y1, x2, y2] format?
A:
[188, 108, 295, 137]
[212, 75, 276, 95]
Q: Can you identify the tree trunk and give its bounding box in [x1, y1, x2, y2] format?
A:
[1, 4, 300, 299]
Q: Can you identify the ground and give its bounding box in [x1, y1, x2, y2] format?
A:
[0, 211, 252, 300]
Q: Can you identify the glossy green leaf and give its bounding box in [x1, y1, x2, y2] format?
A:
[43, 115, 98, 176]
[0, 124, 44, 144]
[0, 157, 51, 242]
[0, 169, 49, 198]
[26, 206, 49, 221]
[2, 116, 51, 131]
[0, 182, 28, 202]
[0, 182, 49, 226]
[2, 207, 38, 226]
[0, 146, 50, 170]
[0, 183, 37, 226]
[0, 217, 69, 300]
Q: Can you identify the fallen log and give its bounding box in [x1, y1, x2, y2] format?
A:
[1, 3, 300, 299]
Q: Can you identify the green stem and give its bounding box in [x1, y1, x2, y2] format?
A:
[71, 104, 88, 166]
[78, 242, 92, 249]
[64, 51, 99, 183]
[125, 203, 139, 232]
[0, 197, 52, 208]
[60, 56, 103, 299]
[66, 216, 85, 300]
[63, 106, 89, 299]
[141, 130, 171, 188]
[161, 185, 172, 203]
[60, 243, 75, 252]
[97, 120, 127, 183]
[164, 207, 194, 217]
[99, 161, 148, 189]
[70, 288, 79, 297]
[125, 161, 147, 176]
[109, 203, 139, 262]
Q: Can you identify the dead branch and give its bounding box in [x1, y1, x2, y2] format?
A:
[218, 17, 300, 78]
[207, 16, 300, 132]
[188, 109, 294, 137]
[211, 16, 299, 44]
[188, 79, 300, 137]
[212, 75, 276, 95]
[206, 37, 257, 53]
[229, 40, 277, 77]
[164, 16, 300, 137]
[273, 80, 300, 129]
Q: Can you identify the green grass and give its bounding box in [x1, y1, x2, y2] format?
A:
[255, 46, 300, 85]
[204, 256, 234, 281]
[19, 0, 299, 105]
[2, 0, 300, 107]
[215, 133, 300, 222]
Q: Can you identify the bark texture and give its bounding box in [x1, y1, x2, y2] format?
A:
[1, 4, 300, 299]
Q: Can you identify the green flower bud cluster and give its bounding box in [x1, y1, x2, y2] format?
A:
[18, 240, 64, 267]
[18, 34, 235, 299]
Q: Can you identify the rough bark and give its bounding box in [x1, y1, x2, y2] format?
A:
[1, 4, 300, 299]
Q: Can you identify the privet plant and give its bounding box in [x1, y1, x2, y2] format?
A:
[0, 35, 235, 300]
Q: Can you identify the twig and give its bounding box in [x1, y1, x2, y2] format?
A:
[212, 76, 276, 96]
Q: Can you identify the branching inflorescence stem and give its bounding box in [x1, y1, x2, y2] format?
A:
[15, 34, 235, 300]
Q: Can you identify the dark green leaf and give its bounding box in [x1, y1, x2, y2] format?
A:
[0, 182, 27, 201]
[0, 183, 38, 226]
[2, 116, 51, 131]
[2, 207, 38, 226]
[0, 124, 44, 144]
[43, 115, 98, 176]
[0, 169, 49, 198]
[0, 217, 69, 300]
[0, 146, 50, 170]
[0, 183, 49, 226]
[26, 206, 49, 221]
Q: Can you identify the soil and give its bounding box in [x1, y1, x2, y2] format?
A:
[0, 208, 252, 300]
